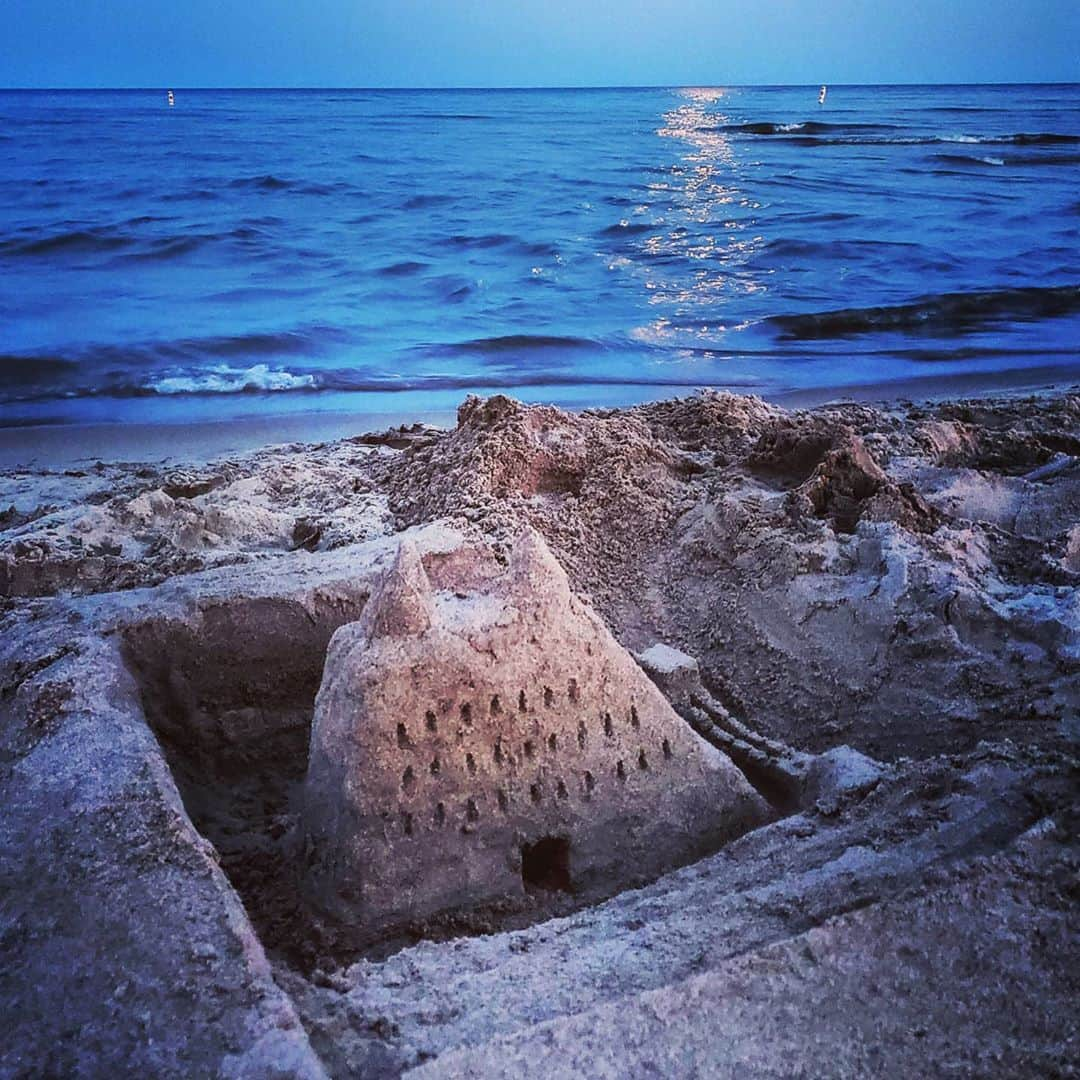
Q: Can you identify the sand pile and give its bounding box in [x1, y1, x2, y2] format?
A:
[303, 532, 766, 942]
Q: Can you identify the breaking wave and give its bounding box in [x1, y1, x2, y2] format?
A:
[142, 364, 319, 395]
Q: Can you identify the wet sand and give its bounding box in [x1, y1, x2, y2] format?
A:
[1, 362, 1076, 471]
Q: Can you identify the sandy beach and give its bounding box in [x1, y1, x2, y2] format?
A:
[2, 384, 1077, 1075]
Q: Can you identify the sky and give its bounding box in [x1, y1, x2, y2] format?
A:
[2, 0, 1078, 88]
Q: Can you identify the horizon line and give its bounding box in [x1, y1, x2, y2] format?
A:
[2, 80, 1079, 92]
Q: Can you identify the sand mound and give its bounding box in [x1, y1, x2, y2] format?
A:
[303, 532, 766, 940]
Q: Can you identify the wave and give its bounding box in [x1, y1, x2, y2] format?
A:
[226, 175, 350, 195]
[744, 237, 952, 272]
[0, 228, 134, 257]
[394, 113, 496, 121]
[403, 194, 454, 209]
[933, 151, 1080, 170]
[711, 123, 1080, 150]
[431, 334, 601, 355]
[0, 357, 754, 404]
[142, 364, 319, 395]
[599, 221, 656, 237]
[0, 328, 346, 396]
[229, 174, 290, 191]
[9, 368, 769, 404]
[767, 285, 1080, 340]
[932, 154, 1006, 168]
[160, 188, 220, 202]
[0, 354, 81, 389]
[110, 235, 212, 262]
[442, 233, 559, 257]
[924, 132, 1080, 146]
[996, 132, 1080, 145]
[0, 221, 284, 263]
[169, 328, 346, 359]
[0, 356, 324, 401]
[429, 275, 474, 302]
[760, 237, 925, 257]
[1007, 153, 1080, 167]
[710, 120, 892, 136]
[376, 259, 429, 276]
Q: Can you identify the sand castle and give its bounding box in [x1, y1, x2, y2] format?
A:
[302, 529, 768, 934]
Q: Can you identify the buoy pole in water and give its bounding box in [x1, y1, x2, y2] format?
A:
[167, 89, 175, 107]
[818, 84, 827, 107]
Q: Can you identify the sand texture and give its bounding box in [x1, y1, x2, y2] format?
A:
[1, 388, 1077, 1077]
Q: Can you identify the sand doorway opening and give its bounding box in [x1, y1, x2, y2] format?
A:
[521, 836, 572, 894]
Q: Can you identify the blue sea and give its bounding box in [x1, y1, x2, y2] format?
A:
[1, 84, 1079, 429]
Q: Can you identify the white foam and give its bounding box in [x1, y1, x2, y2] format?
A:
[145, 363, 318, 395]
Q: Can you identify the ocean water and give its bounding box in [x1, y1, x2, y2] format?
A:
[1, 84, 1078, 429]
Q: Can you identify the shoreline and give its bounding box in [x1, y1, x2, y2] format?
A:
[2, 361, 1078, 470]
